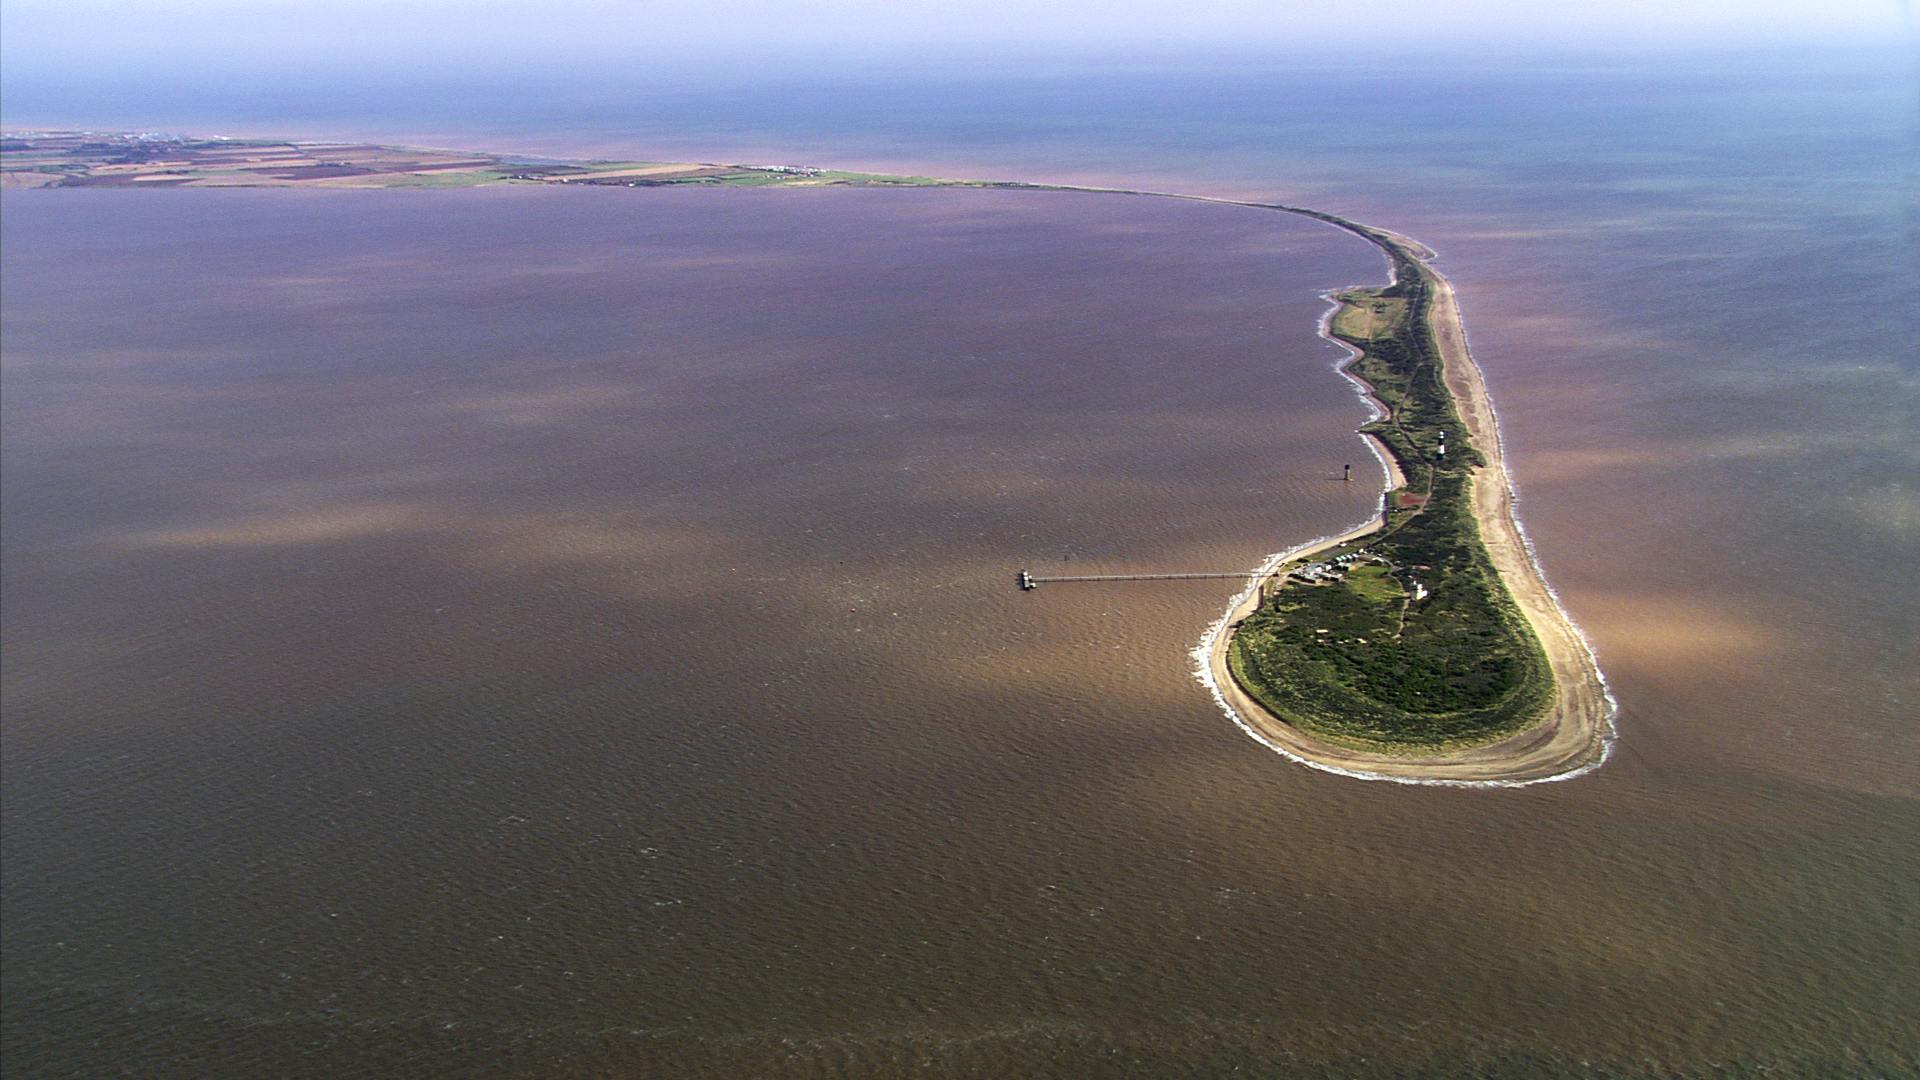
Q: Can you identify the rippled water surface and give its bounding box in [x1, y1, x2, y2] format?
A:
[4, 53, 1916, 1079]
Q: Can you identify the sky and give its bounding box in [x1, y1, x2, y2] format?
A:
[2, 0, 1911, 142]
[3, 0, 1910, 77]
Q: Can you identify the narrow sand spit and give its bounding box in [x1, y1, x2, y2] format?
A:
[1195, 222, 1615, 786]
[1041, 188, 1614, 783]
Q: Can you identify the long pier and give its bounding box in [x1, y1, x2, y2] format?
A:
[1017, 570, 1253, 590]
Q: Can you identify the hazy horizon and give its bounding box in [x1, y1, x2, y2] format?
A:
[4, 0, 1913, 142]
[6, 0, 1905, 64]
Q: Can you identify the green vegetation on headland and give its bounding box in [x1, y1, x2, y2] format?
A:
[1223, 227, 1555, 753]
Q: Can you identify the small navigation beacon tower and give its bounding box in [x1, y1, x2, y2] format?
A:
[1343, 463, 1352, 483]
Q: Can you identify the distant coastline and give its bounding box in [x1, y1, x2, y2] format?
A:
[3, 130, 1615, 783]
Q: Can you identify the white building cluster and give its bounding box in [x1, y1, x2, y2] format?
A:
[1288, 549, 1384, 583]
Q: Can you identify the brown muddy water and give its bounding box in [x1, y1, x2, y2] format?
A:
[3, 185, 1915, 1078]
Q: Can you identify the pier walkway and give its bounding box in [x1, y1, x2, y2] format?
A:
[1017, 570, 1254, 590]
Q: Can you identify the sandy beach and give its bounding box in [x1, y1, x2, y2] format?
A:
[1198, 223, 1615, 785]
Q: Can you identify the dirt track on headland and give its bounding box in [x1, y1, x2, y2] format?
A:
[1200, 225, 1614, 785]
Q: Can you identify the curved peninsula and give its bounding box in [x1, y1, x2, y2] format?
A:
[1197, 214, 1614, 784]
[3, 132, 1614, 782]
[986, 182, 1614, 782]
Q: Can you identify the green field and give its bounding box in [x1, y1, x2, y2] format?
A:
[0, 133, 1042, 192]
